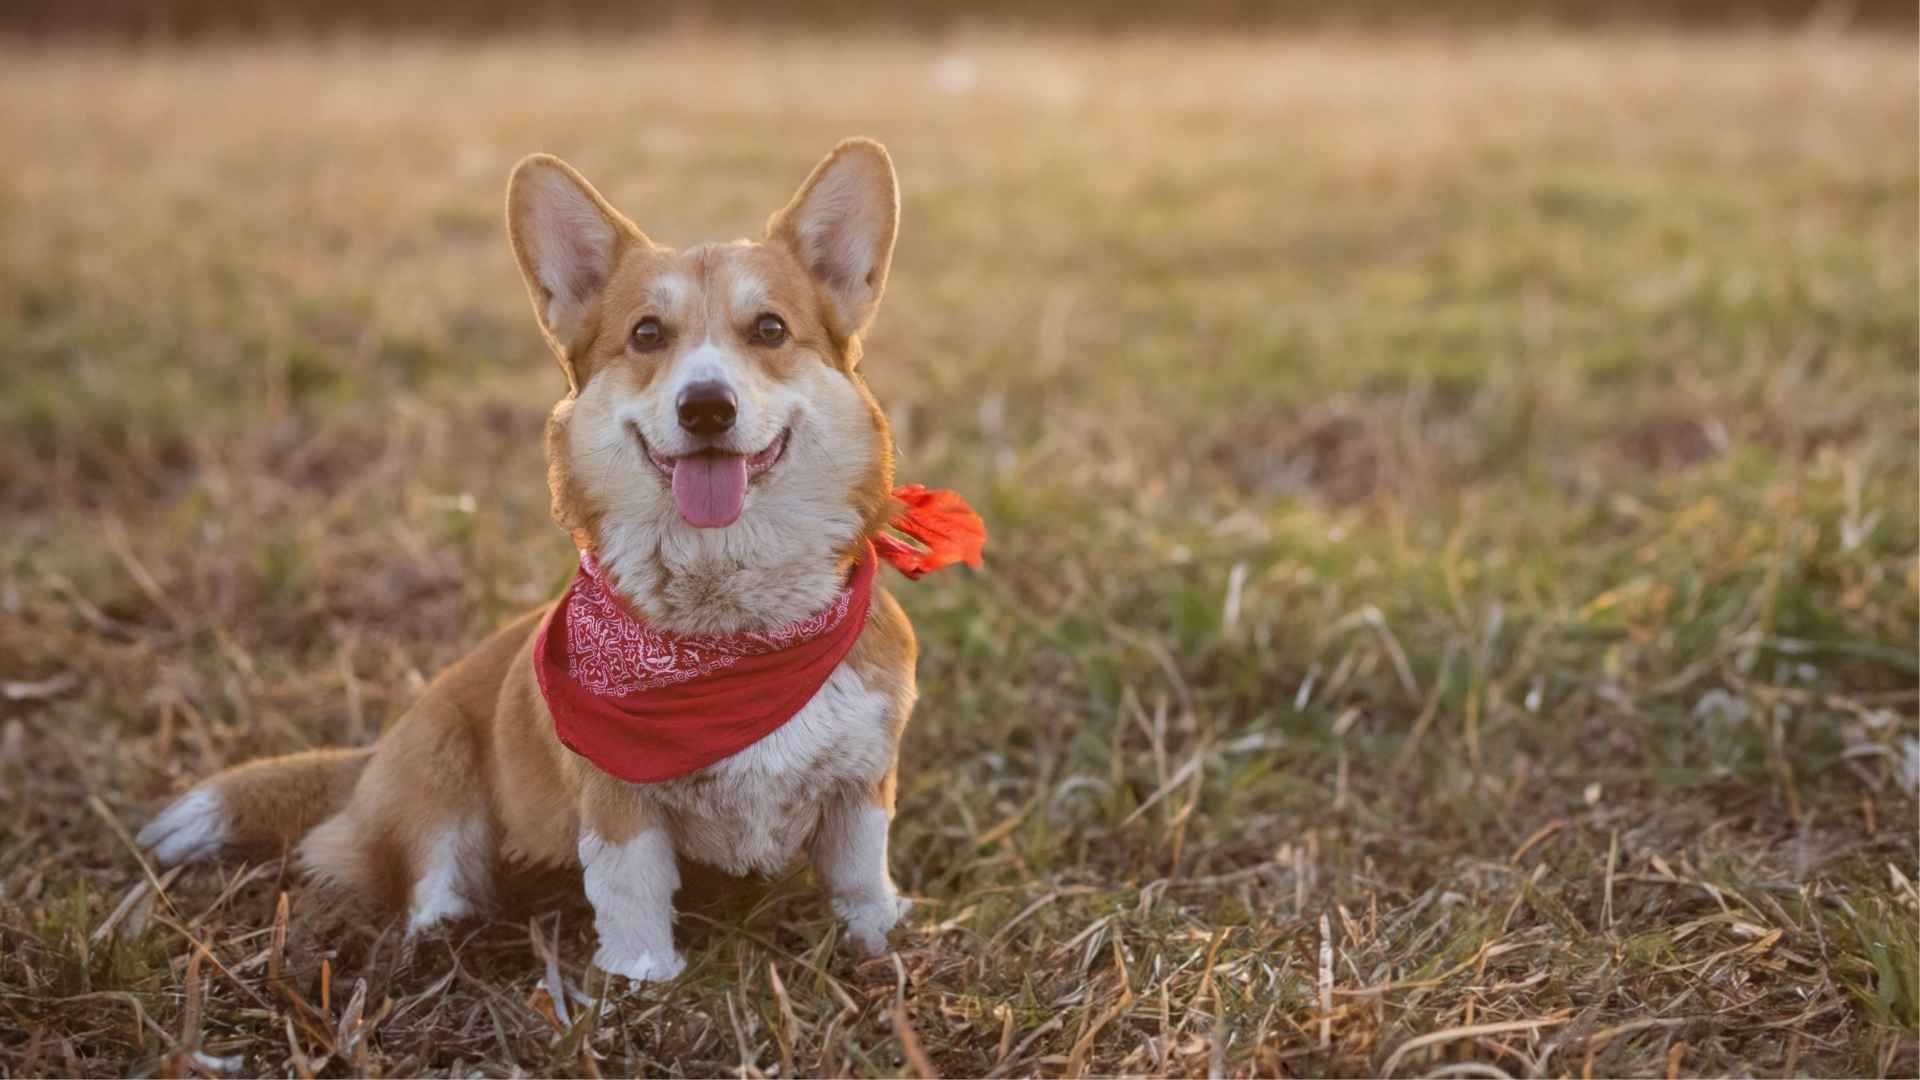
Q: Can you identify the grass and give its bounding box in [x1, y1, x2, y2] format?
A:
[0, 28, 1915, 1078]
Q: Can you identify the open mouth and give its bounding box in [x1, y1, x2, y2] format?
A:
[637, 427, 789, 529]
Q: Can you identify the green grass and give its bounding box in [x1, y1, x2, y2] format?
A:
[0, 29, 1915, 1078]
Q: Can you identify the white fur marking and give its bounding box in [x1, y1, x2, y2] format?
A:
[814, 802, 907, 956]
[651, 664, 897, 877]
[729, 268, 770, 317]
[580, 826, 686, 982]
[406, 821, 486, 935]
[674, 341, 737, 394]
[138, 788, 229, 867]
[650, 272, 695, 313]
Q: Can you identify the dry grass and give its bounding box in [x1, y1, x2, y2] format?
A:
[1, 29, 1915, 1077]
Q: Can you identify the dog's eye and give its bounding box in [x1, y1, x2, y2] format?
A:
[630, 317, 666, 352]
[752, 314, 787, 346]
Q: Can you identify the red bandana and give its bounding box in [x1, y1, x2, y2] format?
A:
[534, 487, 984, 784]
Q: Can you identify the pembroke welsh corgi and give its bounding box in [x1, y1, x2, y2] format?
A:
[137, 138, 983, 982]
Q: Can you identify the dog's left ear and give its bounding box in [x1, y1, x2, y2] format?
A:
[767, 139, 899, 340]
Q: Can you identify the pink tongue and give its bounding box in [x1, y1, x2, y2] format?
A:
[671, 454, 749, 528]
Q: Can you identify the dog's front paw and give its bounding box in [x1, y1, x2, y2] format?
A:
[834, 892, 911, 957]
[593, 945, 686, 984]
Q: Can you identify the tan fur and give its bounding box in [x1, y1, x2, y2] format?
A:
[849, 587, 915, 816]
[145, 140, 925, 968]
[203, 748, 373, 852]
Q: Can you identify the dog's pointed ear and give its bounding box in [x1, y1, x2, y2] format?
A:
[767, 139, 899, 340]
[507, 155, 645, 388]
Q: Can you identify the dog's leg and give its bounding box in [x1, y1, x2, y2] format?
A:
[811, 778, 909, 956]
[580, 828, 683, 981]
[290, 703, 491, 932]
[579, 785, 684, 982]
[404, 819, 489, 935]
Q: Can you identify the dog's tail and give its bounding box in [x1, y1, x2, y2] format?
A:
[137, 748, 373, 868]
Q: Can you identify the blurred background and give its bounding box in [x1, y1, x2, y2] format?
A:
[1, 3, 1914, 1077]
[6, 0, 1917, 34]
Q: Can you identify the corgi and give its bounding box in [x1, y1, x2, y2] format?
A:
[136, 139, 976, 982]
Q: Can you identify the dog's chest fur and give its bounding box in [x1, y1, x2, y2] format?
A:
[643, 661, 894, 876]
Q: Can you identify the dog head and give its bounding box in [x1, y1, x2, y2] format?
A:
[506, 140, 899, 602]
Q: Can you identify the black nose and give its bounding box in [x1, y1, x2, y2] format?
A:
[676, 380, 737, 436]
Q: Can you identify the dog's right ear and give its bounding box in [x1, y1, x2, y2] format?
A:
[506, 155, 645, 390]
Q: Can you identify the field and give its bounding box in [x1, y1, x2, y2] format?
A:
[1, 29, 1915, 1078]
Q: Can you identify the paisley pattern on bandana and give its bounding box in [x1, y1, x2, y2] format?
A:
[564, 551, 857, 697]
